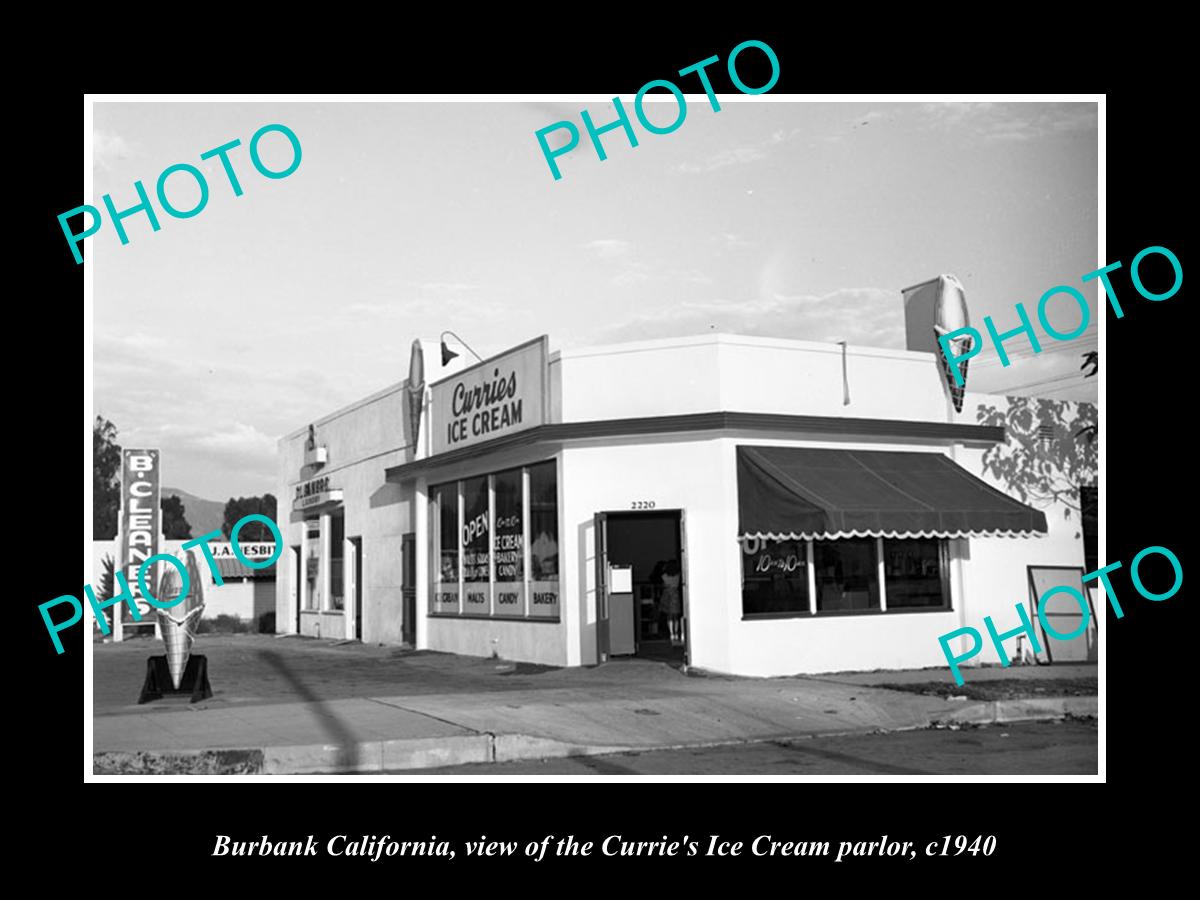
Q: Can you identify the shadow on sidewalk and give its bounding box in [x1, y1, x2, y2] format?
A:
[260, 650, 361, 771]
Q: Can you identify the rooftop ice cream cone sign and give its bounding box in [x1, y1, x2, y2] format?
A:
[902, 274, 973, 412]
[407, 339, 425, 449]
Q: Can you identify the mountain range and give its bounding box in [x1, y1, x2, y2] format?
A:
[162, 487, 225, 538]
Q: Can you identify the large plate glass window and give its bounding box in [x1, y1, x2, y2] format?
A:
[883, 537, 949, 609]
[741, 538, 808, 615]
[528, 461, 560, 618]
[461, 475, 491, 615]
[431, 483, 459, 614]
[492, 468, 525, 616]
[814, 538, 879, 612]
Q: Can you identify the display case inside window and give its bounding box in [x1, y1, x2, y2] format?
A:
[431, 484, 460, 614]
[528, 461, 560, 618]
[741, 538, 809, 615]
[814, 538, 879, 612]
[883, 538, 950, 609]
[461, 475, 491, 615]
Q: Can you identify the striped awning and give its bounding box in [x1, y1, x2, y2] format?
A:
[737, 446, 1047, 540]
[213, 556, 275, 580]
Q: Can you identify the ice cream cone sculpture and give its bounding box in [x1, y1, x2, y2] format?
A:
[158, 604, 205, 689]
[154, 547, 208, 689]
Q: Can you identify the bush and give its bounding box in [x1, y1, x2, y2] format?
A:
[258, 611, 276, 634]
[197, 614, 253, 635]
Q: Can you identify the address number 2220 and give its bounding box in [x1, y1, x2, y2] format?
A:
[631, 501, 656, 510]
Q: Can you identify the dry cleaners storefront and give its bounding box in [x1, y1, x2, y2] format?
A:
[279, 295, 1092, 677]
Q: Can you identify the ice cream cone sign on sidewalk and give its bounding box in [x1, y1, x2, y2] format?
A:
[155, 548, 207, 690]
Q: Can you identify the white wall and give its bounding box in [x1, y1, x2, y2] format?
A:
[276, 381, 413, 644]
[556, 334, 948, 424]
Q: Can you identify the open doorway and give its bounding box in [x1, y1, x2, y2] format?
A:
[598, 511, 685, 666]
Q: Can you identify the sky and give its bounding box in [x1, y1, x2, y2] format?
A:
[92, 99, 1099, 500]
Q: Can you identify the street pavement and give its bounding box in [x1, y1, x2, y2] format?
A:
[398, 720, 1098, 775]
[91, 635, 1098, 774]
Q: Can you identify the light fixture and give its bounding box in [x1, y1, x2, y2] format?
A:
[439, 330, 483, 367]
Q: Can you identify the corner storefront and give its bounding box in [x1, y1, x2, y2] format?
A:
[280, 290, 1096, 677]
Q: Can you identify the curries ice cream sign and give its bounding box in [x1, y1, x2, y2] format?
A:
[431, 336, 549, 455]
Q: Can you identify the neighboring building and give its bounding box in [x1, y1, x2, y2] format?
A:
[92, 539, 276, 630]
[276, 289, 1097, 677]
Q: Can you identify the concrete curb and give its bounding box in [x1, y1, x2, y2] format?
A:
[94, 696, 1097, 774]
[931, 696, 1097, 726]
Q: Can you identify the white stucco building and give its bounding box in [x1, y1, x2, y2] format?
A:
[276, 283, 1097, 677]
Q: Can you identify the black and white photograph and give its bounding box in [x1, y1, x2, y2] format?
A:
[78, 94, 1109, 780]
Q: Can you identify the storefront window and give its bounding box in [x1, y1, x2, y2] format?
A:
[529, 461, 559, 618]
[814, 539, 880, 612]
[432, 484, 459, 614]
[461, 475, 491, 615]
[493, 468, 524, 615]
[883, 538, 949, 609]
[430, 461, 559, 621]
[330, 513, 345, 610]
[742, 535, 953, 618]
[741, 538, 808, 615]
[304, 521, 320, 610]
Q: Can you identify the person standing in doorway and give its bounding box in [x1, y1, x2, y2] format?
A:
[661, 559, 683, 646]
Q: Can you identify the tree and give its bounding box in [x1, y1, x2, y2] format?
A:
[93, 417, 122, 539]
[161, 495, 193, 539]
[222, 494, 278, 540]
[975, 396, 1097, 521]
[1076, 352, 1098, 443]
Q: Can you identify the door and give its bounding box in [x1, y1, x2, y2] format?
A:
[350, 537, 363, 640]
[593, 512, 609, 662]
[401, 532, 416, 645]
[679, 510, 689, 667]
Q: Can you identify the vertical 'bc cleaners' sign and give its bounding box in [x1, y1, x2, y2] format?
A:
[119, 449, 161, 613]
[431, 336, 549, 455]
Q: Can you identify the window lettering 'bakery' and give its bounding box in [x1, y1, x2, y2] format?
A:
[276, 280, 1098, 676]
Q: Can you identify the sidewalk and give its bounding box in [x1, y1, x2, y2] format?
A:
[92, 636, 1097, 774]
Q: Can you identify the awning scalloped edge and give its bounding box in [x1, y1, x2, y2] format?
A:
[739, 529, 1045, 542]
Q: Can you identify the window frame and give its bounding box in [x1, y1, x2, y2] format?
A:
[428, 459, 560, 623]
[741, 536, 954, 620]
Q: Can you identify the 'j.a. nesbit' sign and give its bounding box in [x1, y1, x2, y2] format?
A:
[430, 336, 549, 455]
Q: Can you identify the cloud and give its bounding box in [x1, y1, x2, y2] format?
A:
[411, 281, 478, 293]
[582, 239, 633, 260]
[672, 126, 802, 174]
[919, 102, 1096, 142]
[596, 287, 905, 346]
[93, 129, 138, 170]
[581, 239, 711, 288]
